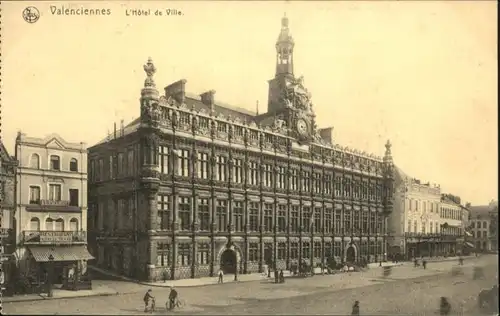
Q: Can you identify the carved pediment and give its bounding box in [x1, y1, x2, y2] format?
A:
[46, 139, 65, 150]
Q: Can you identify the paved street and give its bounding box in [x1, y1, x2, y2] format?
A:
[3, 256, 497, 315]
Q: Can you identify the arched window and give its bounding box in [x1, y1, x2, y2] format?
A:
[70, 218, 79, 231]
[30, 154, 40, 169]
[55, 218, 64, 231]
[30, 218, 40, 231]
[50, 155, 60, 170]
[69, 158, 78, 172]
[45, 218, 54, 231]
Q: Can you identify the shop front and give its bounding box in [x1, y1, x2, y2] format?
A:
[27, 245, 94, 292]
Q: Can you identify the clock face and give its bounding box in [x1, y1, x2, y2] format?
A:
[296, 118, 308, 136]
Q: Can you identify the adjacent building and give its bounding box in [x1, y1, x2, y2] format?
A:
[14, 132, 93, 290]
[469, 200, 498, 252]
[439, 194, 470, 255]
[1, 140, 18, 294]
[389, 167, 442, 259]
[87, 16, 395, 282]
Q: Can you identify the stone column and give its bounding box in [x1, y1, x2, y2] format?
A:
[259, 195, 265, 273]
[147, 240, 157, 282]
[147, 191, 157, 232]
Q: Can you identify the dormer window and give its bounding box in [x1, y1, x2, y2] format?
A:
[217, 122, 227, 133]
[50, 155, 60, 170]
[69, 158, 78, 172]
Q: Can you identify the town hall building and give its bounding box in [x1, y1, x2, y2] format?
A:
[87, 16, 395, 281]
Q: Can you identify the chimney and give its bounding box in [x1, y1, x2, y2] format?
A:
[120, 120, 125, 137]
[319, 127, 333, 144]
[114, 122, 117, 139]
[164, 79, 187, 104]
[200, 90, 216, 111]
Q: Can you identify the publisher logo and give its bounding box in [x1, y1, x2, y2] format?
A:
[22, 6, 40, 23]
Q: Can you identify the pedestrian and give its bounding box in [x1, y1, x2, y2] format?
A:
[439, 297, 451, 315]
[351, 300, 360, 316]
[168, 286, 178, 310]
[422, 260, 427, 269]
[279, 269, 284, 283]
[414, 258, 418, 268]
[217, 268, 224, 284]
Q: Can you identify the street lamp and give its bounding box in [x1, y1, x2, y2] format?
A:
[48, 254, 54, 297]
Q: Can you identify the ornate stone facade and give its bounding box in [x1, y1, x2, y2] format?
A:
[88, 16, 395, 281]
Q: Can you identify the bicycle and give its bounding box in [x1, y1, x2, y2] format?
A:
[167, 297, 185, 310]
[145, 298, 156, 313]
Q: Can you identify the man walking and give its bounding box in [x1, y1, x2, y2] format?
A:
[217, 268, 224, 284]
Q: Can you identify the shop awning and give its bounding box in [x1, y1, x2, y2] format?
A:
[29, 245, 94, 262]
[464, 242, 475, 248]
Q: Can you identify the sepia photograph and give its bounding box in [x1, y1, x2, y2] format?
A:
[0, 1, 497, 315]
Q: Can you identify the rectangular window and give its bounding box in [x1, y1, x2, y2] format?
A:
[413, 221, 417, 233]
[324, 174, 332, 196]
[334, 176, 342, 197]
[429, 222, 433, 234]
[233, 158, 243, 183]
[291, 205, 299, 233]
[197, 152, 209, 179]
[314, 242, 322, 258]
[407, 220, 411, 233]
[302, 207, 311, 233]
[216, 156, 227, 181]
[50, 155, 60, 170]
[216, 200, 228, 232]
[198, 198, 210, 232]
[69, 189, 79, 207]
[109, 155, 115, 179]
[334, 210, 342, 234]
[370, 213, 376, 233]
[157, 243, 170, 267]
[302, 242, 310, 258]
[277, 205, 287, 232]
[158, 146, 169, 174]
[277, 243, 286, 260]
[98, 159, 104, 181]
[233, 201, 244, 232]
[197, 244, 210, 265]
[290, 169, 299, 191]
[117, 153, 124, 176]
[127, 150, 135, 176]
[314, 208, 322, 233]
[302, 171, 310, 192]
[290, 242, 299, 259]
[353, 179, 360, 199]
[249, 161, 259, 186]
[277, 166, 286, 189]
[353, 211, 360, 233]
[249, 202, 259, 232]
[344, 211, 351, 234]
[217, 122, 227, 133]
[263, 164, 273, 187]
[263, 203, 273, 233]
[362, 212, 369, 232]
[179, 197, 191, 231]
[177, 244, 191, 266]
[249, 243, 259, 261]
[178, 149, 190, 177]
[325, 242, 332, 258]
[314, 173, 322, 194]
[157, 195, 171, 231]
[377, 215, 383, 233]
[29, 186, 40, 204]
[48, 184, 62, 201]
[324, 208, 332, 234]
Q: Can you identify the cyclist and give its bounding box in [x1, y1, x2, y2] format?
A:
[143, 289, 155, 312]
[168, 286, 178, 310]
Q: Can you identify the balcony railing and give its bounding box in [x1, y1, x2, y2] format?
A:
[26, 199, 80, 211]
[23, 230, 87, 244]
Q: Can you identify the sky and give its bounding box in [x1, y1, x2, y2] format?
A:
[1, 1, 497, 205]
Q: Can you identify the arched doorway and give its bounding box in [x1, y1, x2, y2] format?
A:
[346, 246, 356, 263]
[220, 249, 237, 274]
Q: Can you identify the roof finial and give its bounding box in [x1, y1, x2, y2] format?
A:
[383, 139, 393, 165]
[256, 100, 259, 115]
[143, 57, 157, 88]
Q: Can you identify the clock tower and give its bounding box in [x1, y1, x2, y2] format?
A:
[267, 14, 296, 114]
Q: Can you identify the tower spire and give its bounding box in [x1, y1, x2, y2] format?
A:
[275, 13, 294, 77]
